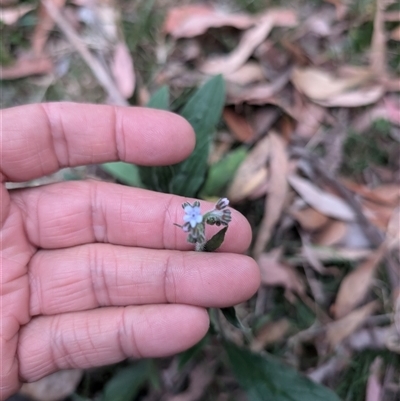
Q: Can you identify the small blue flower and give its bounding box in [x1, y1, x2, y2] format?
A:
[183, 204, 203, 228]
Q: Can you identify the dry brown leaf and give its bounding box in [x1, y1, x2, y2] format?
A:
[326, 301, 379, 349]
[200, 9, 297, 75]
[332, 244, 386, 319]
[251, 319, 291, 352]
[324, 0, 348, 19]
[0, 4, 35, 24]
[0, 54, 53, 79]
[352, 104, 389, 132]
[370, 0, 387, 78]
[314, 219, 347, 246]
[166, 362, 215, 401]
[371, 184, 400, 205]
[32, 0, 66, 56]
[20, 369, 83, 401]
[227, 70, 291, 104]
[291, 207, 330, 231]
[224, 61, 265, 85]
[163, 4, 254, 38]
[390, 25, 400, 40]
[253, 132, 289, 257]
[223, 108, 254, 142]
[227, 134, 271, 202]
[384, 77, 400, 92]
[111, 41, 135, 99]
[362, 199, 394, 230]
[295, 102, 327, 138]
[384, 97, 400, 125]
[301, 239, 337, 275]
[365, 357, 383, 401]
[315, 85, 385, 107]
[291, 66, 372, 101]
[384, 11, 400, 21]
[386, 207, 400, 249]
[288, 175, 356, 221]
[342, 180, 400, 206]
[258, 249, 305, 295]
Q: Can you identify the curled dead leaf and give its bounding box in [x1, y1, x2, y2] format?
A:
[0, 54, 53, 79]
[390, 26, 400, 41]
[253, 132, 289, 257]
[227, 134, 271, 202]
[315, 85, 385, 108]
[313, 219, 348, 246]
[332, 244, 386, 319]
[223, 108, 254, 142]
[291, 66, 372, 101]
[386, 207, 400, 249]
[258, 249, 305, 295]
[163, 4, 254, 38]
[251, 319, 290, 351]
[227, 70, 291, 105]
[290, 207, 329, 232]
[326, 301, 379, 349]
[200, 9, 297, 75]
[0, 4, 35, 25]
[288, 175, 356, 221]
[111, 41, 135, 99]
[365, 357, 383, 401]
[224, 61, 265, 86]
[370, 0, 387, 78]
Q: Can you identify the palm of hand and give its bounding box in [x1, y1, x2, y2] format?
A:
[0, 103, 259, 399]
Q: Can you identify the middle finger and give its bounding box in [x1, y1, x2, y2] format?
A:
[28, 244, 260, 316]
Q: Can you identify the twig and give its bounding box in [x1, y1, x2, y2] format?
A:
[41, 0, 128, 106]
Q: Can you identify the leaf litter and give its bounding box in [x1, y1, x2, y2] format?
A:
[4, 0, 400, 399]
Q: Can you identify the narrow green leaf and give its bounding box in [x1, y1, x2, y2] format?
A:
[138, 86, 171, 190]
[170, 75, 226, 196]
[200, 146, 247, 198]
[101, 162, 143, 187]
[224, 341, 342, 401]
[204, 226, 228, 252]
[220, 307, 244, 329]
[146, 85, 170, 110]
[177, 335, 209, 370]
[102, 361, 150, 401]
[139, 76, 226, 196]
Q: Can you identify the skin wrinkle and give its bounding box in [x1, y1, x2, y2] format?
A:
[88, 245, 102, 308]
[83, 317, 96, 366]
[162, 254, 171, 304]
[120, 307, 142, 359]
[27, 257, 41, 316]
[90, 182, 107, 243]
[162, 195, 177, 250]
[40, 104, 68, 169]
[92, 245, 112, 307]
[113, 106, 126, 162]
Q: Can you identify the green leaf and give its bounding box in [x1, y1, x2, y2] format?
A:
[146, 85, 170, 110]
[224, 341, 342, 401]
[220, 307, 244, 329]
[139, 75, 226, 197]
[101, 162, 143, 187]
[170, 75, 226, 196]
[178, 335, 209, 370]
[102, 361, 150, 401]
[200, 146, 247, 198]
[204, 226, 228, 252]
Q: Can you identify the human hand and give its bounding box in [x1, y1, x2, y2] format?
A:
[0, 102, 260, 399]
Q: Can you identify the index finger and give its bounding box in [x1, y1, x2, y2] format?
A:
[0, 102, 195, 182]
